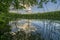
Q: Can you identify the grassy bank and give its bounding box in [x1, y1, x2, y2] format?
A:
[9, 11, 60, 20]
[0, 11, 60, 21]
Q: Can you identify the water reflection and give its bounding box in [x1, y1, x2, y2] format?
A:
[9, 19, 60, 40]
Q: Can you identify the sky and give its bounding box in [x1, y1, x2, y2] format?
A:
[9, 0, 60, 14]
[32, 0, 60, 13]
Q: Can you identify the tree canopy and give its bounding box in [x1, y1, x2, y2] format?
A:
[0, 0, 57, 13]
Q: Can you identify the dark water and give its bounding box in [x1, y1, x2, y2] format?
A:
[9, 19, 60, 40]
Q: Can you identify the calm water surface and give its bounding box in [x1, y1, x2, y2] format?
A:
[9, 19, 60, 40]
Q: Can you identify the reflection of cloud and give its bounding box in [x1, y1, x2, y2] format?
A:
[17, 22, 37, 33]
[9, 20, 37, 33]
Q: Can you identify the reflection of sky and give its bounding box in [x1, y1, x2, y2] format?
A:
[10, 19, 60, 40]
[9, 0, 60, 13]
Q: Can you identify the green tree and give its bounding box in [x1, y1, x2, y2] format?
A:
[0, 0, 57, 13]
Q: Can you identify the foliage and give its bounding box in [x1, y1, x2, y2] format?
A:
[0, 11, 59, 21]
[0, 0, 12, 13]
[0, 32, 13, 40]
[9, 11, 60, 20]
[0, 0, 57, 13]
[10, 30, 42, 40]
[0, 30, 42, 40]
[12, 0, 57, 9]
[0, 13, 11, 40]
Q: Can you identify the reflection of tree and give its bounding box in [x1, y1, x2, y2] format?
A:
[13, 30, 42, 40]
[0, 32, 13, 40]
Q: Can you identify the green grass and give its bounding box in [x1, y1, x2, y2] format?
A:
[9, 11, 60, 20]
[0, 11, 60, 21]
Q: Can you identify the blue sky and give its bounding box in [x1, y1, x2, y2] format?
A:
[31, 0, 60, 13]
